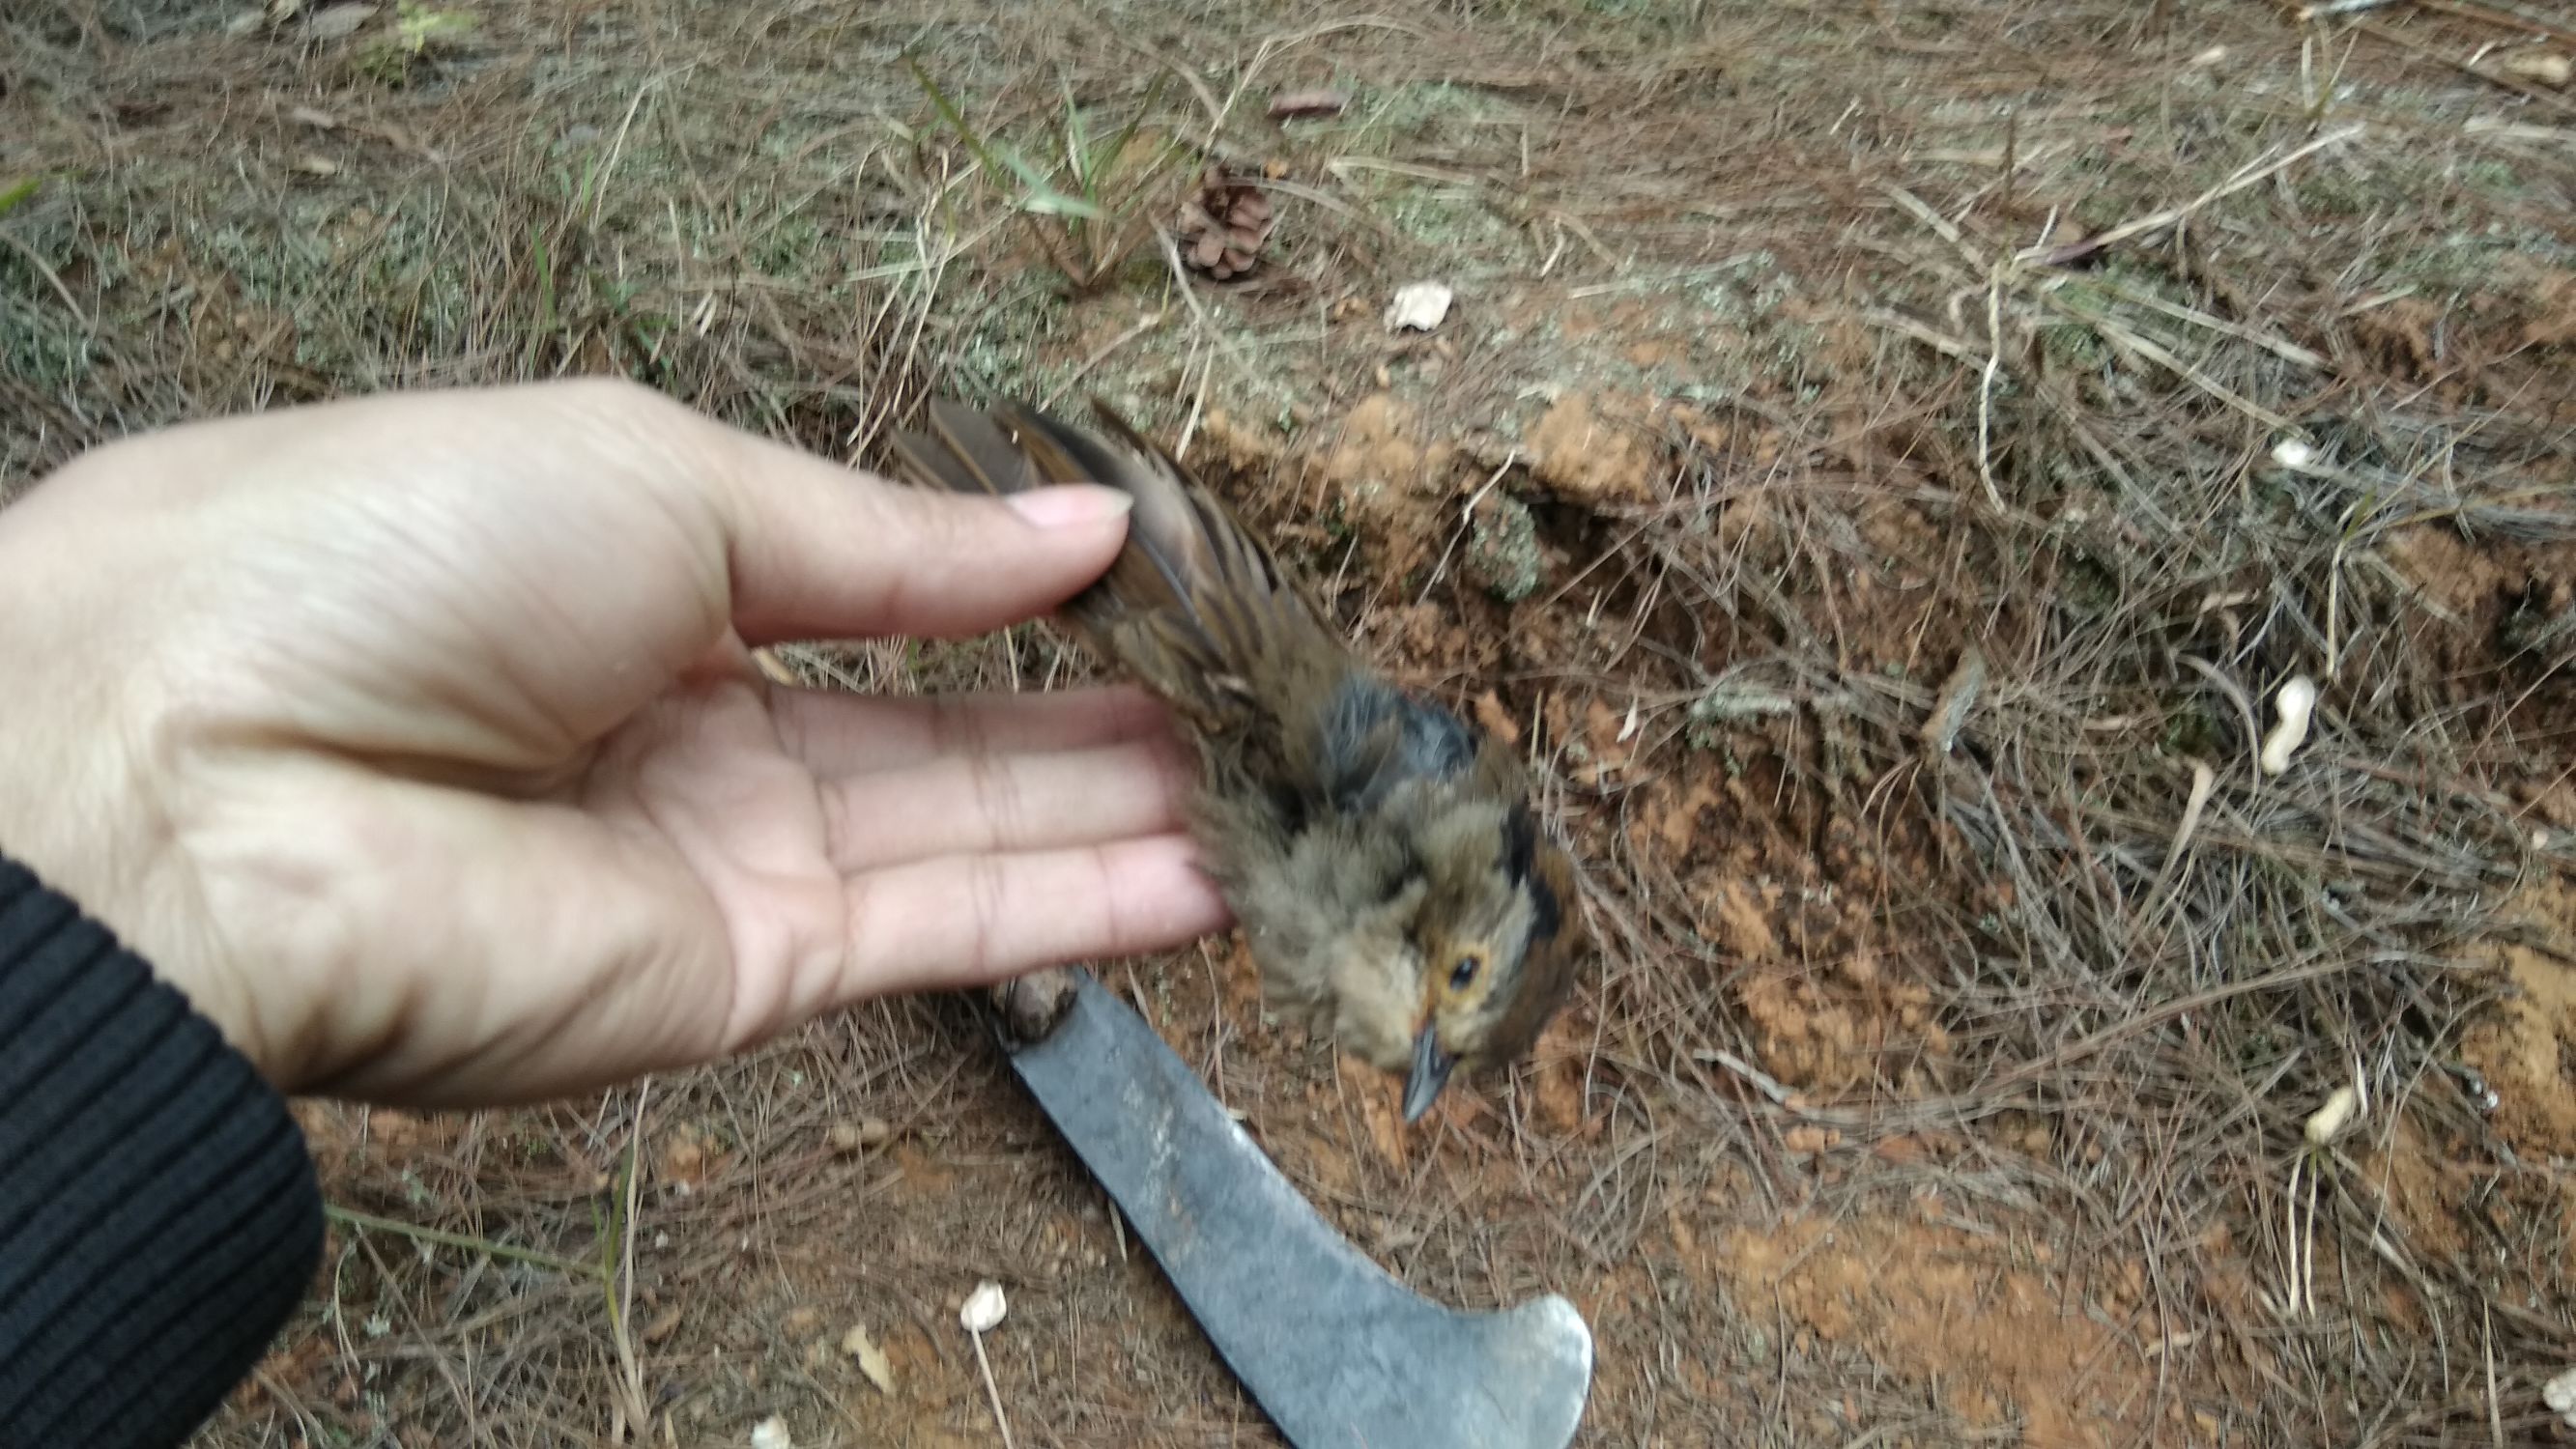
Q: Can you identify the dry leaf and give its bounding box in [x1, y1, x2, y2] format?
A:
[2503, 51, 2570, 88]
[642, 1304, 685, 1345]
[659, 1127, 710, 1186]
[1470, 690, 1522, 746]
[841, 1324, 896, 1395]
[1782, 1123, 1841, 1154]
[1919, 645, 1987, 755]
[825, 1117, 889, 1153]
[364, 1108, 423, 1148]
[1268, 89, 1349, 120]
[1580, 698, 1633, 777]
[1385, 281, 1453, 332]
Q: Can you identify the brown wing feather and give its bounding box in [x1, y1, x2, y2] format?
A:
[885, 396, 1339, 731]
[1483, 826, 1585, 1065]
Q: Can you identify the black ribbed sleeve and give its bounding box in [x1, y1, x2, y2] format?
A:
[0, 855, 324, 1449]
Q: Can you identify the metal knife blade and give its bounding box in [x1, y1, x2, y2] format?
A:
[1004, 969, 1594, 1449]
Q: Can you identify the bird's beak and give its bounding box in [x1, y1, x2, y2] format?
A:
[1402, 1024, 1454, 1124]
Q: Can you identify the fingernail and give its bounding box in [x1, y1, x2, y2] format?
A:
[1007, 484, 1133, 528]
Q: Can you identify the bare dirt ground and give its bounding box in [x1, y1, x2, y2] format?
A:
[8, 0, 2576, 1444]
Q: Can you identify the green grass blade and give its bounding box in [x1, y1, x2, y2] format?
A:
[1058, 75, 1100, 244]
[906, 58, 1011, 182]
[528, 227, 558, 372]
[908, 58, 1103, 219]
[990, 140, 1104, 219]
[1100, 71, 1167, 184]
[1059, 74, 1092, 185]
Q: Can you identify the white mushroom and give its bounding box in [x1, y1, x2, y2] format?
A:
[2259, 676, 2319, 776]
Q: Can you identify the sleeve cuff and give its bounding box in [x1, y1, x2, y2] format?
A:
[0, 853, 324, 1448]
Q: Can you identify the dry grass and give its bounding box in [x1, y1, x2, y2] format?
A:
[8, 0, 2576, 1445]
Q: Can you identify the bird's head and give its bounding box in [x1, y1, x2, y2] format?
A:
[1393, 792, 1583, 1122]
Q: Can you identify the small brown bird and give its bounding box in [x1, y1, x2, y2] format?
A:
[888, 396, 1584, 1122]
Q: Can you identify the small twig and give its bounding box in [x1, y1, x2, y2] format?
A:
[1862, 308, 1981, 363]
[1245, 176, 1403, 239]
[1878, 185, 1991, 269]
[613, 1086, 651, 1435]
[1974, 269, 2008, 510]
[588, 73, 665, 232]
[2080, 276, 2328, 369]
[2483, 1302, 2504, 1449]
[1564, 254, 1771, 299]
[1130, 47, 1229, 140]
[0, 229, 90, 331]
[1322, 155, 1488, 186]
[1920, 644, 1988, 755]
[2051, 298, 2296, 432]
[2300, 1153, 2320, 1314]
[2018, 125, 2362, 265]
[2141, 759, 2219, 923]
[1416, 452, 1518, 604]
[2283, 1152, 2307, 1317]
[2177, 658, 2264, 796]
[1543, 209, 1623, 273]
[323, 1207, 597, 1277]
[1695, 1047, 1795, 1106]
[969, 1327, 1016, 1449]
[2351, 18, 2576, 115]
[2417, 0, 2576, 45]
[1207, 15, 1428, 152]
[1999, 108, 2018, 215]
[2464, 118, 2576, 144]
[1180, 344, 1214, 460]
[1150, 228, 1261, 428]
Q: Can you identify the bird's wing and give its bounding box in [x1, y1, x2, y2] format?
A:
[885, 396, 1336, 731]
[1302, 673, 1481, 817]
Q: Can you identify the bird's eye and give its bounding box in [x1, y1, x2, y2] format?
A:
[1448, 954, 1483, 991]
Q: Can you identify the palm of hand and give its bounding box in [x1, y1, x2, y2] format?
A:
[0, 382, 1225, 1105]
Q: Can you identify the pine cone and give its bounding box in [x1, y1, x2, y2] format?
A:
[1177, 165, 1275, 282]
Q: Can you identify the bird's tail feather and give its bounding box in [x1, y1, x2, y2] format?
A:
[884, 397, 1327, 721]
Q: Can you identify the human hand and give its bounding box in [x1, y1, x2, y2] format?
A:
[0, 379, 1229, 1106]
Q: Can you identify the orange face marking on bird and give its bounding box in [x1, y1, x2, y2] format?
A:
[1403, 935, 1510, 1122]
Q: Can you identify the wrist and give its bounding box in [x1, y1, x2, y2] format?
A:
[0, 465, 272, 1081]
